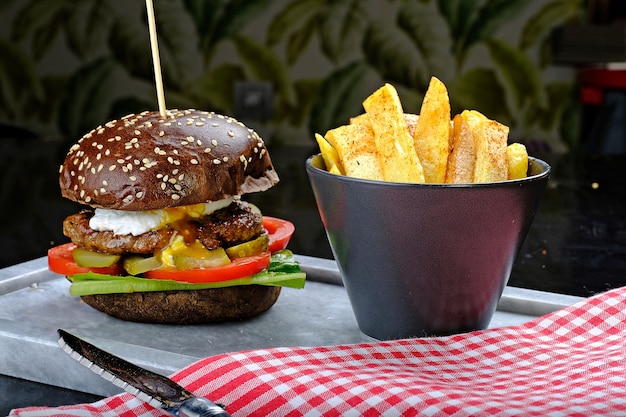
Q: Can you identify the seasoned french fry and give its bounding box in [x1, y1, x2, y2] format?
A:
[315, 80, 528, 184]
[405, 113, 419, 137]
[324, 124, 383, 180]
[315, 133, 344, 175]
[412, 77, 451, 183]
[362, 84, 425, 183]
[470, 110, 509, 183]
[445, 112, 476, 184]
[506, 142, 529, 180]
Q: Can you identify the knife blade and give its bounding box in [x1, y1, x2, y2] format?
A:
[57, 329, 231, 417]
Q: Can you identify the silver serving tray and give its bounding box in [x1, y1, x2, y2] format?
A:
[0, 256, 583, 397]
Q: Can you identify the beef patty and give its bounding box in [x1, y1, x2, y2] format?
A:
[63, 201, 264, 255]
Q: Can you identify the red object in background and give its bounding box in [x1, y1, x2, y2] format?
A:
[578, 68, 626, 104]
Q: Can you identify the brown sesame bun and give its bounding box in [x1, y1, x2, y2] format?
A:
[57, 109, 284, 324]
[59, 109, 279, 210]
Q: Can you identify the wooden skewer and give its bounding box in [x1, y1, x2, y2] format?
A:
[145, 0, 167, 117]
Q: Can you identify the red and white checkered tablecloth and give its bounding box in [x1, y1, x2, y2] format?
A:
[11, 286, 626, 416]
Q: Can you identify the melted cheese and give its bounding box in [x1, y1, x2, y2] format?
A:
[89, 197, 234, 236]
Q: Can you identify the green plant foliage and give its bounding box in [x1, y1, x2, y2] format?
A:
[57, 58, 120, 140]
[0, 36, 42, 119]
[184, 0, 274, 63]
[485, 38, 545, 114]
[519, 0, 583, 51]
[449, 68, 512, 125]
[0, 0, 584, 150]
[233, 34, 295, 107]
[437, 0, 531, 69]
[309, 61, 379, 135]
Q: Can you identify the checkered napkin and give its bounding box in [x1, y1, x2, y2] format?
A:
[11, 285, 626, 417]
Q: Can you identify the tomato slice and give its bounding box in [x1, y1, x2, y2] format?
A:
[264, 216, 295, 253]
[145, 251, 271, 283]
[47, 217, 295, 284]
[48, 243, 124, 276]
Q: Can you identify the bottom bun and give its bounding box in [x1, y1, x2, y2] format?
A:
[80, 285, 281, 324]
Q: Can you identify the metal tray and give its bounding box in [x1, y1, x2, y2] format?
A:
[0, 256, 583, 397]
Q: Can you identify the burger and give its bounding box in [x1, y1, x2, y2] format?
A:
[48, 109, 305, 324]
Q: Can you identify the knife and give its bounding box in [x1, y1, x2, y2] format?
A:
[57, 329, 231, 417]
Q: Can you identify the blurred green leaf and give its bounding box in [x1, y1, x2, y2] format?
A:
[397, 1, 454, 82]
[437, 0, 487, 55]
[267, 0, 322, 47]
[184, 0, 275, 62]
[485, 38, 544, 112]
[232, 35, 294, 106]
[363, 1, 454, 92]
[438, 0, 530, 68]
[286, 12, 318, 65]
[449, 68, 512, 126]
[11, 0, 69, 60]
[268, 0, 368, 65]
[57, 58, 119, 140]
[309, 61, 378, 135]
[0, 36, 43, 117]
[534, 81, 575, 132]
[65, 1, 114, 61]
[363, 20, 427, 90]
[519, 0, 582, 50]
[319, 0, 369, 63]
[108, 2, 201, 91]
[293, 78, 324, 127]
[186, 63, 246, 113]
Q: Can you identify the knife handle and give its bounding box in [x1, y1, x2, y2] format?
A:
[178, 397, 231, 417]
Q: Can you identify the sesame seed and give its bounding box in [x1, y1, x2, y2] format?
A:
[213, 159, 221, 165]
[103, 180, 108, 186]
[191, 159, 198, 164]
[227, 130, 234, 137]
[223, 156, 229, 162]
[161, 183, 166, 190]
[171, 194, 180, 200]
[109, 165, 116, 171]
[204, 148, 211, 153]
[136, 192, 143, 198]
[129, 176, 137, 181]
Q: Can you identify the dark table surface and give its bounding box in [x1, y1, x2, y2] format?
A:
[1, 138, 625, 412]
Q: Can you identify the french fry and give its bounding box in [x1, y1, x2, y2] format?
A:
[470, 110, 509, 183]
[506, 142, 529, 180]
[324, 124, 383, 180]
[362, 83, 425, 183]
[445, 112, 476, 184]
[412, 77, 451, 183]
[315, 133, 344, 175]
[405, 113, 419, 137]
[315, 80, 528, 184]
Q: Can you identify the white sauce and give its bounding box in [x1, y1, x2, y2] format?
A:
[89, 197, 234, 236]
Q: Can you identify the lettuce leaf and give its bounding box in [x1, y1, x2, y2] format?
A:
[68, 250, 306, 296]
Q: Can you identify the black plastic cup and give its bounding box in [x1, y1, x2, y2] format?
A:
[306, 154, 551, 340]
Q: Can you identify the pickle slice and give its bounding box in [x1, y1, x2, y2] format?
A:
[123, 255, 162, 276]
[225, 234, 270, 259]
[172, 246, 231, 270]
[72, 247, 121, 268]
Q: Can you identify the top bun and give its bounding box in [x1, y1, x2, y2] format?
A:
[59, 109, 279, 211]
